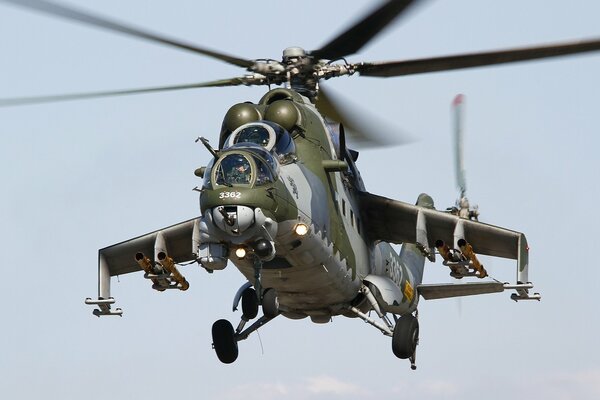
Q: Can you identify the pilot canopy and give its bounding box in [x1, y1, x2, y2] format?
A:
[223, 120, 295, 161]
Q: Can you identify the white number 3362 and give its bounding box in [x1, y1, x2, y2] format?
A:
[219, 191, 242, 199]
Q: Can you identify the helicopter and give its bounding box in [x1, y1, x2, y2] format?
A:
[3, 0, 598, 370]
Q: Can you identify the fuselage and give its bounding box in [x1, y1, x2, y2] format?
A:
[197, 88, 420, 322]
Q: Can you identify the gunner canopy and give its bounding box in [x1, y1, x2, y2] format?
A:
[212, 149, 276, 187]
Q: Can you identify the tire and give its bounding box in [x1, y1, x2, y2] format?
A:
[392, 315, 419, 359]
[241, 287, 259, 320]
[262, 288, 279, 319]
[212, 319, 238, 364]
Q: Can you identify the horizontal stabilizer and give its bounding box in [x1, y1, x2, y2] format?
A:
[418, 282, 504, 300]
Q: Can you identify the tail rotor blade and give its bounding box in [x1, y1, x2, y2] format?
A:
[453, 94, 467, 197]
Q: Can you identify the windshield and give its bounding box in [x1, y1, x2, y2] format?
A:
[225, 121, 295, 163]
[254, 156, 274, 186]
[234, 125, 271, 147]
[214, 154, 252, 186]
[202, 158, 215, 188]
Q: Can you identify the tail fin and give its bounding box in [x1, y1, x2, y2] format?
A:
[365, 193, 435, 314]
[399, 243, 426, 286]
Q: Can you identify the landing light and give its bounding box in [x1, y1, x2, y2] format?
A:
[294, 223, 309, 236]
[235, 247, 247, 259]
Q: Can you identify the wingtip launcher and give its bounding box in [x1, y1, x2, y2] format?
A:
[84, 297, 123, 317]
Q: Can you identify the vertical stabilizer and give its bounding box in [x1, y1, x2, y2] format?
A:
[364, 193, 435, 314]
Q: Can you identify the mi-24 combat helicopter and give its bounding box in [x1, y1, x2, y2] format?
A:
[4, 0, 599, 369]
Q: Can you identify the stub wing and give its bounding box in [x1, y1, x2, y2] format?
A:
[86, 218, 200, 316]
[99, 218, 198, 277]
[358, 192, 538, 300]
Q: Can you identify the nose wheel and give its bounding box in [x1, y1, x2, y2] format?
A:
[262, 288, 279, 318]
[241, 286, 259, 320]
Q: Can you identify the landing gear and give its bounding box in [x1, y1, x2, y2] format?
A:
[262, 288, 279, 318]
[212, 252, 281, 363]
[392, 314, 419, 369]
[211, 284, 279, 364]
[212, 319, 238, 364]
[346, 286, 420, 370]
[241, 287, 259, 320]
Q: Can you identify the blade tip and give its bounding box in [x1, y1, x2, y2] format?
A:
[452, 94, 465, 106]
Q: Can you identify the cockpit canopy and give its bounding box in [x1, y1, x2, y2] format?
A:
[204, 145, 278, 188]
[216, 154, 252, 186]
[234, 124, 271, 148]
[223, 120, 295, 162]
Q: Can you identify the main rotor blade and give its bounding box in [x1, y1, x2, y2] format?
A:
[316, 86, 413, 148]
[0, 0, 254, 68]
[0, 78, 250, 107]
[356, 38, 600, 77]
[310, 0, 419, 60]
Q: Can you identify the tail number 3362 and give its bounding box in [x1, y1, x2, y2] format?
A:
[219, 191, 242, 199]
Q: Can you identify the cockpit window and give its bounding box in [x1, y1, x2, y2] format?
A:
[244, 143, 278, 174]
[253, 156, 274, 186]
[214, 154, 252, 186]
[202, 158, 215, 188]
[225, 121, 295, 163]
[234, 125, 271, 147]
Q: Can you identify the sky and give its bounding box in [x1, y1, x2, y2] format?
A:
[1, 0, 599, 399]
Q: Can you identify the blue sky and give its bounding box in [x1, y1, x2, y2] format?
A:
[1, 1, 599, 399]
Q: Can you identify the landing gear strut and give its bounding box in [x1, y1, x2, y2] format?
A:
[346, 285, 419, 369]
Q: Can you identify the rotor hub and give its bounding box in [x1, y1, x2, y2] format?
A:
[282, 46, 307, 61]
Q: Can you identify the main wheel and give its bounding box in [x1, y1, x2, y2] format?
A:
[392, 315, 419, 359]
[212, 319, 238, 364]
[262, 288, 279, 319]
[241, 287, 259, 320]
